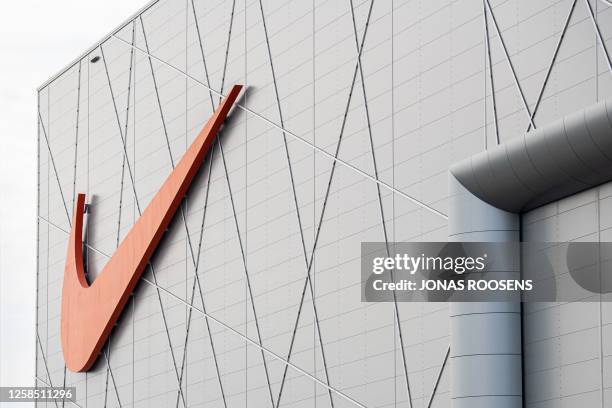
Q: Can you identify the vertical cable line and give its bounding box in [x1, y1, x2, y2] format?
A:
[100, 39, 187, 408]
[347, 1, 413, 406]
[254, 1, 334, 407]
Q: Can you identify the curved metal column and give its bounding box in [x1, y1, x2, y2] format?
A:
[448, 174, 522, 408]
[451, 99, 612, 213]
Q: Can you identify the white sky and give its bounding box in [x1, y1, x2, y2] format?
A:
[0, 0, 147, 395]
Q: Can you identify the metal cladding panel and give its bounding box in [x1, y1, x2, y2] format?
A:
[450, 99, 612, 213]
[36, 0, 612, 407]
[522, 185, 612, 408]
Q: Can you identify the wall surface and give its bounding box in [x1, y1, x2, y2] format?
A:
[36, 0, 612, 407]
[522, 184, 612, 407]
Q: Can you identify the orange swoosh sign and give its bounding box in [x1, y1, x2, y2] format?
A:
[61, 85, 242, 372]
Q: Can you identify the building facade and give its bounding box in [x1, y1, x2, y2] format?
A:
[37, 0, 612, 407]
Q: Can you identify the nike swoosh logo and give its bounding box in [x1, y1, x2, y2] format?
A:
[61, 85, 242, 372]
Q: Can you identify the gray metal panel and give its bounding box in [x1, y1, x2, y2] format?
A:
[522, 181, 610, 408]
[451, 99, 612, 213]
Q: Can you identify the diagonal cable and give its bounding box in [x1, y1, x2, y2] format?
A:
[218, 0, 236, 102]
[425, 346, 450, 408]
[524, 0, 577, 132]
[38, 101, 123, 405]
[36, 332, 60, 408]
[115, 21, 136, 251]
[482, 0, 499, 145]
[216, 134, 277, 407]
[347, 1, 413, 406]
[64, 58, 84, 408]
[70, 60, 83, 214]
[584, 0, 612, 76]
[103, 21, 136, 408]
[484, 0, 536, 129]
[185, 1, 277, 405]
[254, 0, 335, 406]
[36, 376, 82, 408]
[173, 1, 243, 406]
[37, 214, 370, 408]
[137, 13, 235, 408]
[102, 342, 122, 408]
[274, 0, 376, 405]
[173, 145, 228, 408]
[38, 113, 71, 226]
[139, 15, 174, 167]
[110, 33, 447, 219]
[100, 40, 187, 408]
[191, 0, 216, 108]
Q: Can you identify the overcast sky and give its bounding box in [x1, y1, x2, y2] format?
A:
[0, 0, 147, 396]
